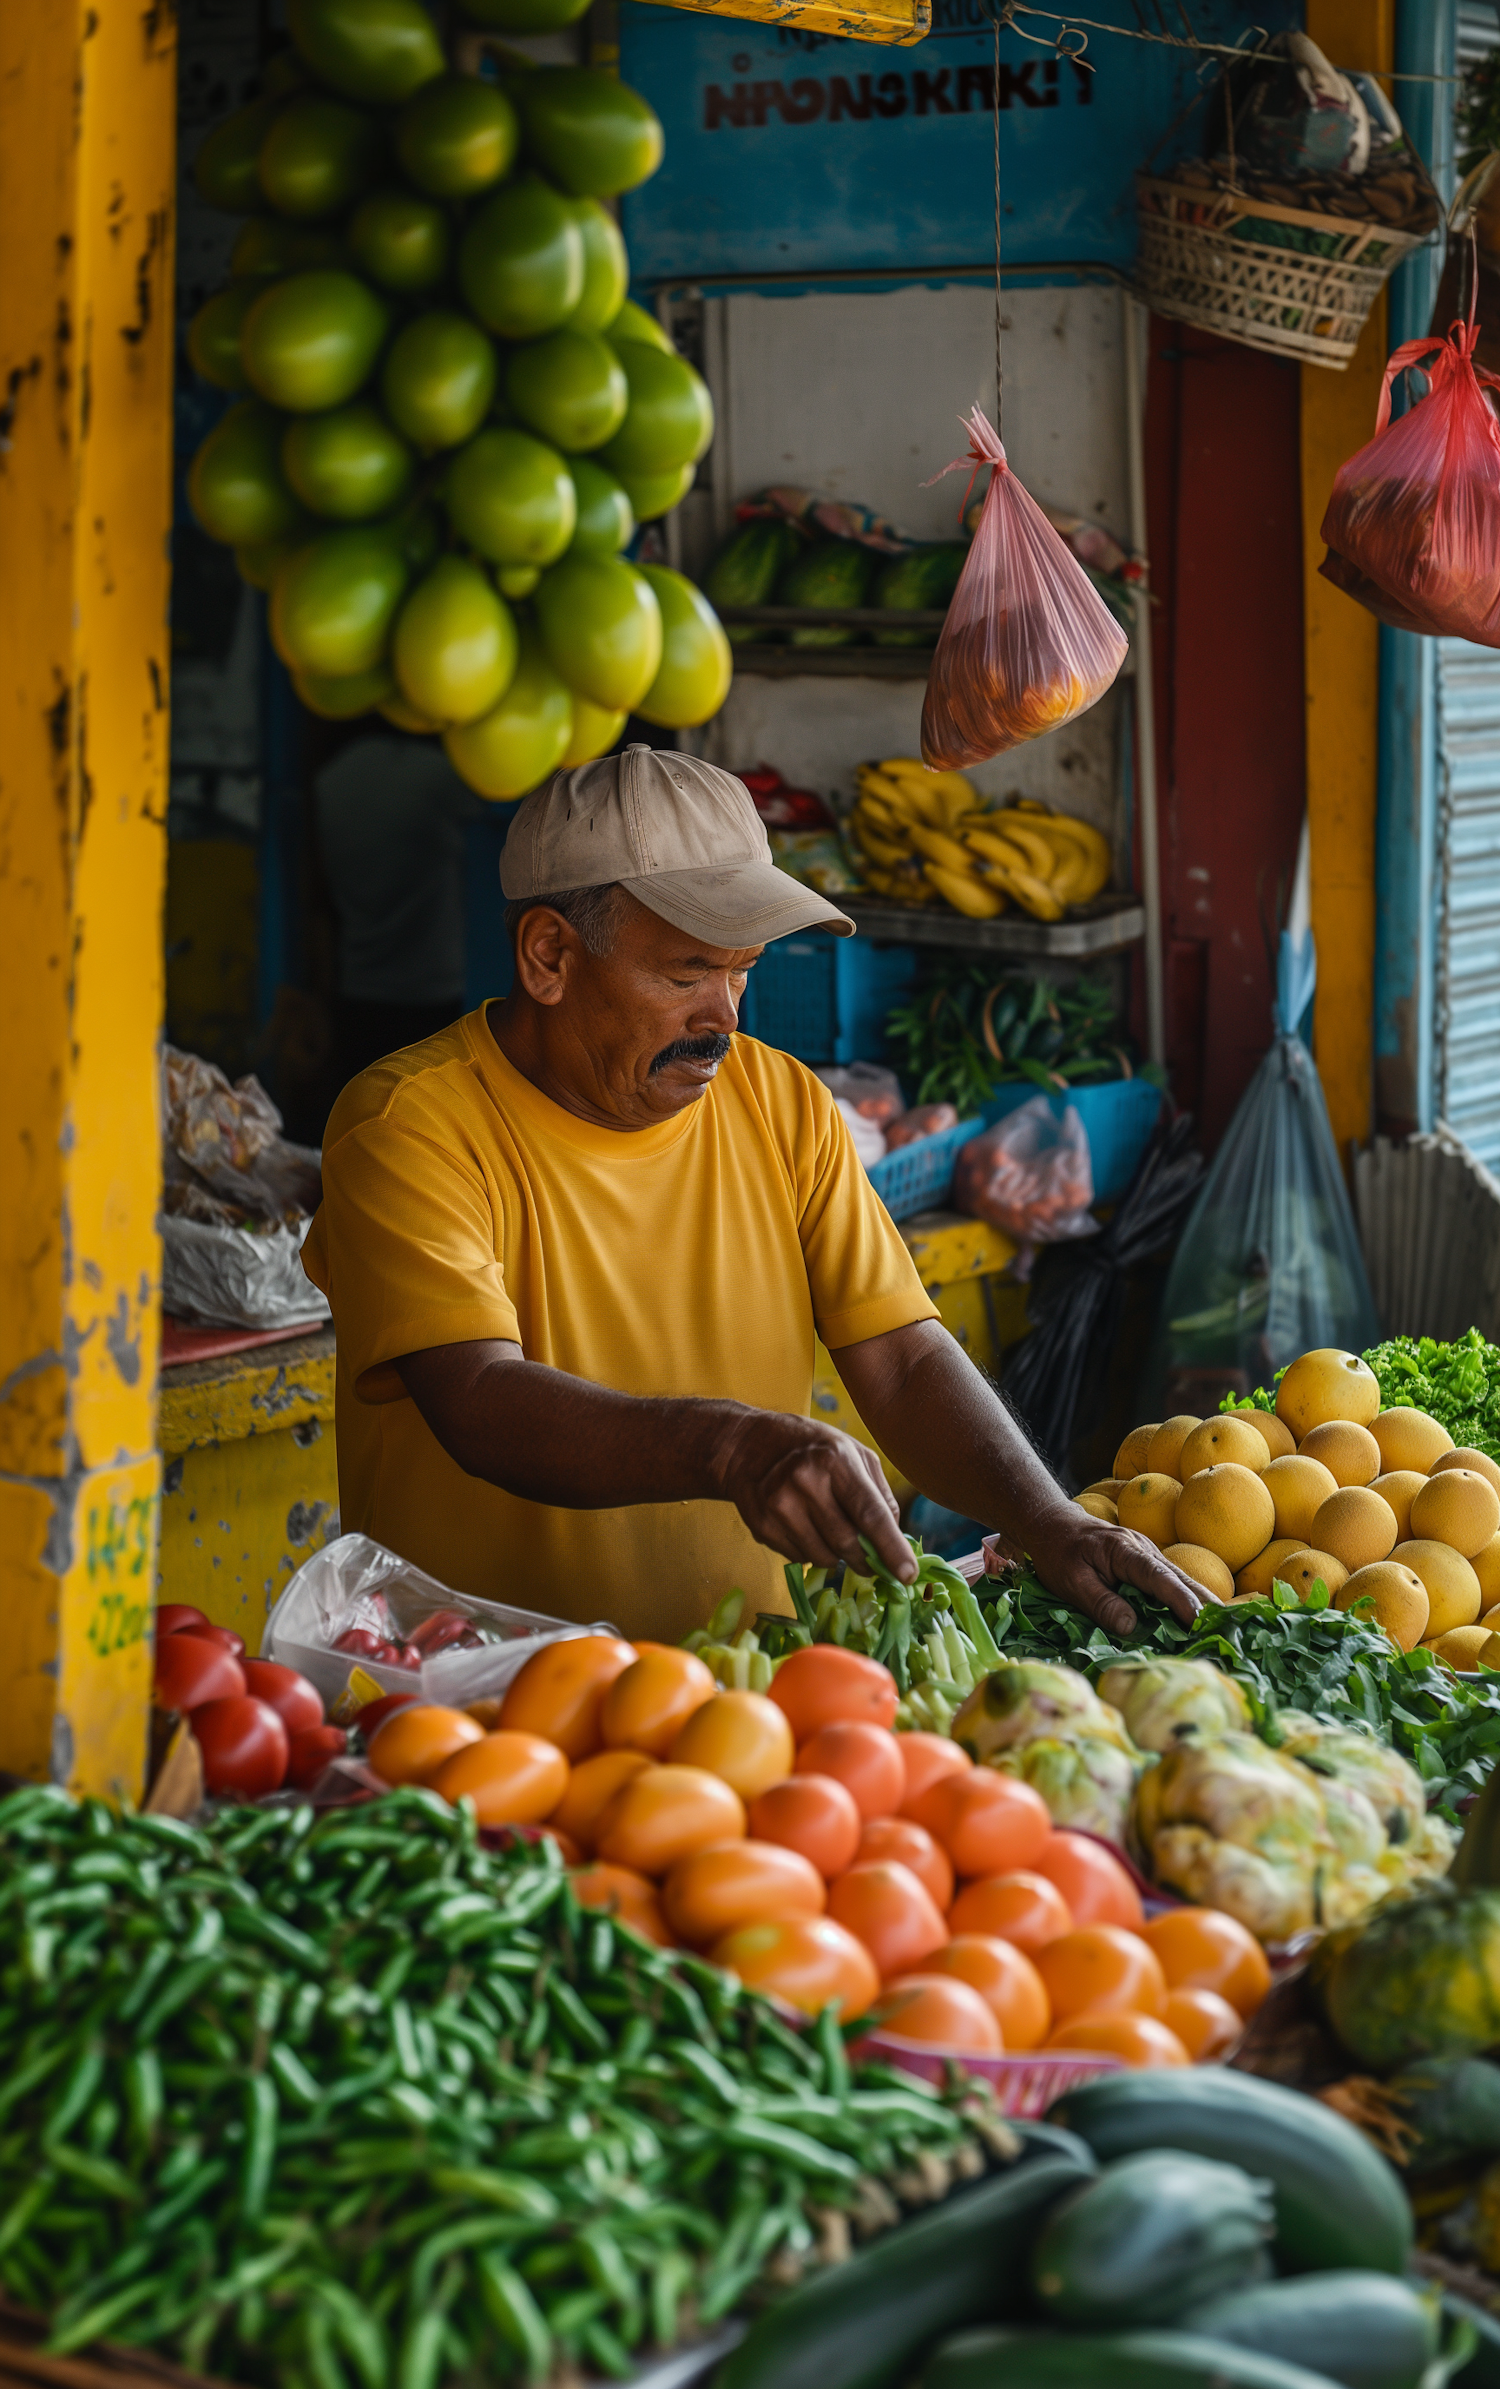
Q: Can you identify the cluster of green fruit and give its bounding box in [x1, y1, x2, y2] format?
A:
[185, 0, 731, 799]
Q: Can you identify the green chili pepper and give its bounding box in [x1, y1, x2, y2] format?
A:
[476, 2250, 552, 2382]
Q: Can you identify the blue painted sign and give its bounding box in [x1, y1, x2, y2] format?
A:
[618, 0, 1299, 283]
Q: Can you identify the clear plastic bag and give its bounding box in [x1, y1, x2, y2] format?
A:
[921, 408, 1129, 769]
[814, 1062, 905, 1126]
[952, 1095, 1099, 1243]
[884, 1103, 961, 1150]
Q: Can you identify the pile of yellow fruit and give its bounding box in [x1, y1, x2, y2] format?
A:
[1077, 1347, 1500, 1664]
[848, 757, 1112, 923]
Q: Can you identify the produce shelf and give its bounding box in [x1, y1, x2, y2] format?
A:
[839, 891, 1146, 957]
[719, 605, 1133, 680]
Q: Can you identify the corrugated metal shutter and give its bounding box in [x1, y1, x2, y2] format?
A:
[1458, 1, 1499, 64]
[1436, 640, 1500, 1168]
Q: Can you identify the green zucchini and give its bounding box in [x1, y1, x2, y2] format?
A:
[1048, 2067, 1411, 2277]
[1181, 2272, 1439, 2389]
[924, 2326, 1345, 2389]
[1030, 2152, 1273, 2328]
[715, 2139, 1096, 2389]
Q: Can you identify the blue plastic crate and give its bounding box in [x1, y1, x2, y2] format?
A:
[980, 1076, 1164, 1205]
[740, 937, 916, 1066]
[867, 1115, 983, 1222]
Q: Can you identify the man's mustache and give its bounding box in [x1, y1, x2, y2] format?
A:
[649, 1033, 733, 1076]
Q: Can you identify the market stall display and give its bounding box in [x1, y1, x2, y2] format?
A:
[847, 759, 1112, 924]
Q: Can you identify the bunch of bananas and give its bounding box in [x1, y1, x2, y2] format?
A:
[848, 759, 1113, 923]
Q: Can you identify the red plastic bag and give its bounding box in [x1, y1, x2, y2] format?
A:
[921, 407, 1128, 769]
[1319, 308, 1500, 644]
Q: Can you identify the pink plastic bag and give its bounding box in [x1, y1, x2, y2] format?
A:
[951, 1096, 1099, 1244]
[1319, 307, 1500, 644]
[922, 408, 1128, 769]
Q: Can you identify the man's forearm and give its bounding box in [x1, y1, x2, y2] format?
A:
[836, 1319, 1071, 1541]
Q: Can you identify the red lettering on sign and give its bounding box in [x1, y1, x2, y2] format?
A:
[913, 68, 955, 114]
[827, 73, 874, 121]
[704, 82, 749, 128]
[873, 71, 908, 117]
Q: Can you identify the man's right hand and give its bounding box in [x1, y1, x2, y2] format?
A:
[708, 1407, 918, 1584]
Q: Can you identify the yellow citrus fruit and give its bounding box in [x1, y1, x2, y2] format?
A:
[1081, 1479, 1124, 1501]
[1474, 1534, 1500, 1610]
[1117, 1474, 1181, 1547]
[1336, 1560, 1429, 1650]
[1074, 1492, 1118, 1522]
[1179, 1417, 1271, 1480]
[1395, 1539, 1481, 1638]
[1299, 1421, 1381, 1488]
[1313, 1487, 1400, 1573]
[1410, 1470, 1500, 1559]
[1431, 1448, 1500, 1503]
[1147, 1417, 1202, 1479]
[1234, 1539, 1305, 1599]
[1275, 1348, 1381, 1438]
[1370, 1470, 1425, 1544]
[1230, 1409, 1297, 1461]
[1261, 1454, 1339, 1544]
[1370, 1408, 1453, 1474]
[1425, 1625, 1500, 1671]
[1174, 1465, 1276, 1573]
[1113, 1425, 1159, 1479]
[1278, 1548, 1349, 1598]
[1162, 1543, 1235, 1603]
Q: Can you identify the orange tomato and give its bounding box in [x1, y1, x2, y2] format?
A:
[570, 1861, 669, 1946]
[947, 1870, 1074, 1955]
[601, 1648, 717, 1759]
[595, 1764, 746, 1876]
[1032, 1831, 1144, 1931]
[854, 1817, 953, 1913]
[431, 1730, 569, 1825]
[668, 1690, 795, 1801]
[367, 1703, 485, 1787]
[747, 1773, 862, 1879]
[898, 1731, 971, 1815]
[927, 1935, 1051, 2051]
[795, 1721, 905, 1822]
[1164, 1986, 1243, 2061]
[872, 1973, 1003, 2054]
[907, 1769, 1050, 1878]
[1037, 1924, 1167, 2022]
[499, 1633, 635, 1760]
[547, 1749, 653, 1854]
[826, 1860, 949, 1981]
[1141, 1906, 1272, 2019]
[465, 1699, 504, 1729]
[1045, 2011, 1190, 2068]
[662, 1838, 826, 1947]
[768, 1646, 898, 1741]
[710, 1915, 878, 2019]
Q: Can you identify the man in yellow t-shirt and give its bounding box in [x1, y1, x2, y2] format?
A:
[303, 747, 1198, 1646]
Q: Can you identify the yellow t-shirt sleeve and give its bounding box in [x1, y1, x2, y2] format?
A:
[795, 1075, 942, 1351]
[302, 1114, 519, 1403]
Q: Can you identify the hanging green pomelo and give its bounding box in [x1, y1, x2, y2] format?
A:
[348, 189, 450, 292]
[293, 662, 396, 718]
[534, 554, 661, 711]
[559, 695, 625, 766]
[258, 95, 380, 220]
[633, 566, 732, 728]
[187, 283, 259, 391]
[506, 330, 626, 454]
[395, 75, 518, 198]
[458, 0, 589, 30]
[287, 0, 445, 104]
[498, 564, 540, 598]
[519, 69, 663, 198]
[380, 694, 442, 731]
[605, 297, 672, 353]
[189, 401, 306, 546]
[597, 345, 713, 476]
[393, 555, 519, 726]
[445, 427, 576, 567]
[458, 177, 584, 340]
[195, 95, 287, 213]
[381, 311, 497, 450]
[565, 200, 629, 333]
[241, 270, 388, 412]
[270, 525, 409, 676]
[282, 401, 413, 519]
[614, 461, 695, 522]
[564, 458, 633, 557]
[231, 217, 344, 277]
[236, 533, 306, 590]
[445, 631, 574, 799]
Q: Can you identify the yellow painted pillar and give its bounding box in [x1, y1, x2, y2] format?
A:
[0, 5, 177, 1797]
[1300, 0, 1395, 1162]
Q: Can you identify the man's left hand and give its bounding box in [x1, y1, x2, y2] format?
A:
[1023, 1505, 1204, 1638]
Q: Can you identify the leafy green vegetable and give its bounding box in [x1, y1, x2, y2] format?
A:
[1364, 1328, 1500, 1461]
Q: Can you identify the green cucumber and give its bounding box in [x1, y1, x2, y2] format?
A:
[1048, 2068, 1411, 2277]
[716, 2137, 1096, 2389]
[1030, 2152, 1273, 2329]
[1180, 2272, 1439, 2389]
[924, 2326, 1345, 2389]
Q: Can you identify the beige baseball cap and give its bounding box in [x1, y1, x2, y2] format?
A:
[500, 746, 854, 944]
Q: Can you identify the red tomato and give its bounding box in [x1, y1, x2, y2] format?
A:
[710, 1915, 878, 2019]
[747, 1774, 862, 1879]
[855, 1817, 953, 1913]
[181, 1621, 247, 1658]
[768, 1647, 898, 1742]
[192, 1696, 289, 1798]
[907, 1770, 1050, 1878]
[898, 1731, 970, 1815]
[872, 1973, 1003, 2054]
[285, 1725, 348, 1788]
[826, 1860, 949, 1981]
[795, 1721, 905, 1822]
[242, 1660, 323, 1737]
[1033, 1831, 1144, 1931]
[155, 1634, 245, 1713]
[354, 1691, 420, 1740]
[157, 1603, 209, 1635]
